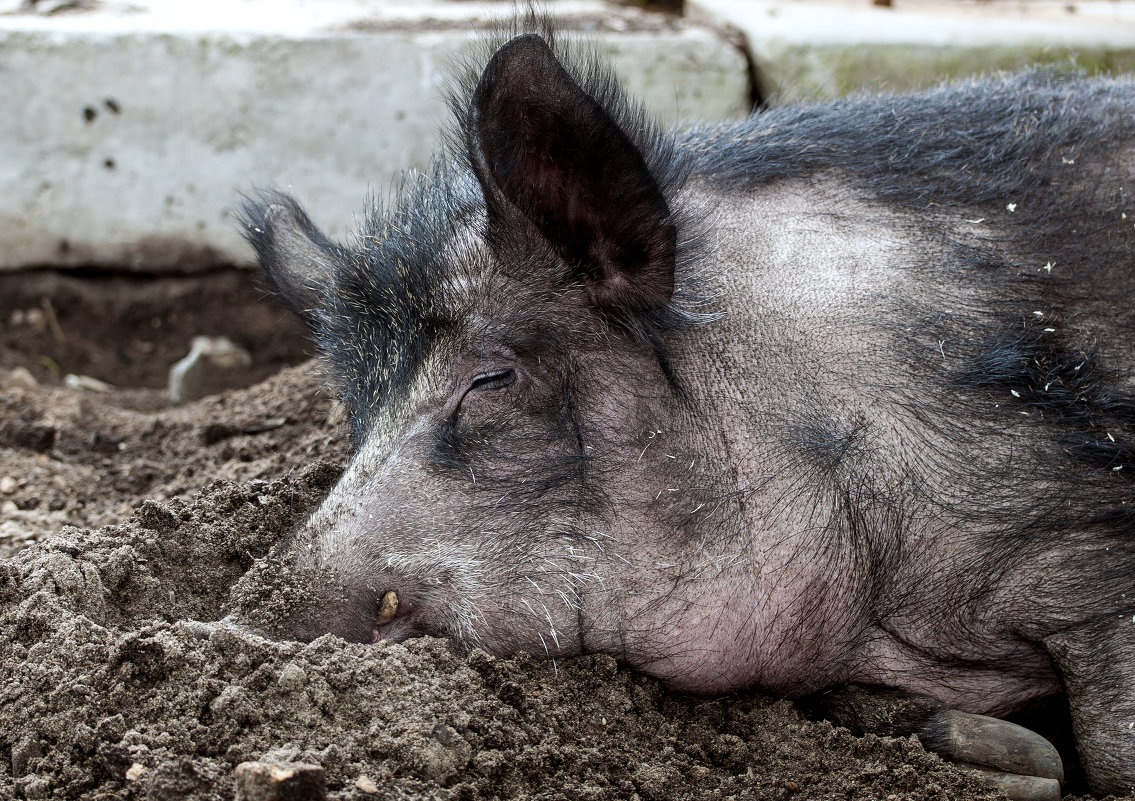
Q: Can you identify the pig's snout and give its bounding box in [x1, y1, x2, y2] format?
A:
[370, 589, 417, 643]
[294, 576, 452, 647]
[366, 581, 465, 645]
[291, 583, 406, 645]
[225, 526, 470, 647]
[227, 573, 408, 646]
[369, 589, 432, 643]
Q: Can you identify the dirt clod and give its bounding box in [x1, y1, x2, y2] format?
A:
[235, 761, 327, 801]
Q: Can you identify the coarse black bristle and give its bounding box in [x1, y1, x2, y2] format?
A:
[685, 68, 1132, 270]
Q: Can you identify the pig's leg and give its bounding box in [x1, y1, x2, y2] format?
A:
[804, 684, 1063, 801]
[1045, 617, 1135, 795]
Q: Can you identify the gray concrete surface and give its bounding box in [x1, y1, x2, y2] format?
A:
[691, 0, 1135, 102]
[6, 0, 1134, 273]
[0, 1, 751, 271]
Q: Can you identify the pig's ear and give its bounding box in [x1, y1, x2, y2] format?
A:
[240, 191, 338, 329]
[468, 34, 676, 311]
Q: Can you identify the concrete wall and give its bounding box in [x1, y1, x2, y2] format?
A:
[5, 0, 1134, 273]
[692, 0, 1135, 102]
[0, 0, 751, 271]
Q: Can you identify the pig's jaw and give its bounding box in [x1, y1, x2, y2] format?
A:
[362, 548, 591, 658]
[371, 615, 415, 644]
[602, 605, 776, 695]
[608, 610, 832, 696]
[579, 562, 852, 696]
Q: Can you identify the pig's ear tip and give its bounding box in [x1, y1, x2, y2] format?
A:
[494, 32, 553, 62]
[240, 189, 306, 229]
[262, 202, 299, 231]
[237, 191, 279, 237]
[236, 189, 337, 327]
[473, 33, 558, 113]
[239, 190, 326, 250]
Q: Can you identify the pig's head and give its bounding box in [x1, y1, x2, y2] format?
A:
[229, 34, 730, 681]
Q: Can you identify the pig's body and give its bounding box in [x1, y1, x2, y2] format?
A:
[233, 33, 1135, 794]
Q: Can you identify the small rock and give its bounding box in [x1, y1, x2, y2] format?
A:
[0, 421, 56, 452]
[0, 476, 17, 495]
[3, 366, 39, 393]
[168, 336, 252, 405]
[235, 761, 326, 801]
[125, 762, 147, 782]
[354, 775, 379, 794]
[64, 373, 114, 392]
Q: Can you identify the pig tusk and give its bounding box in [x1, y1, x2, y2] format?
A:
[376, 591, 399, 626]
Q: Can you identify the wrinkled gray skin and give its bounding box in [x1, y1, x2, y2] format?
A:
[231, 31, 1135, 796]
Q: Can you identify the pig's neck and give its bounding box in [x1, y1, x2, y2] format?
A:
[573, 353, 859, 696]
[583, 449, 860, 695]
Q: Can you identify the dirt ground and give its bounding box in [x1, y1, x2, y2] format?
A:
[0, 270, 1114, 800]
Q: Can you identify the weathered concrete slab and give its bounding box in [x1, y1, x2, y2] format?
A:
[691, 0, 1135, 102]
[0, 1, 751, 271]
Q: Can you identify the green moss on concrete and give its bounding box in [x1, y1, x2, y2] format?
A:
[757, 43, 1135, 103]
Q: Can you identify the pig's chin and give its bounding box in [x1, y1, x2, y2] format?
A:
[372, 614, 583, 660]
[366, 588, 443, 644]
[366, 586, 585, 657]
[370, 616, 416, 643]
[638, 657, 760, 695]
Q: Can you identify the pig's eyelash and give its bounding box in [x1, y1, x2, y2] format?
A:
[470, 369, 515, 392]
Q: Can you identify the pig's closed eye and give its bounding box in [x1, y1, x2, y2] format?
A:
[471, 369, 515, 391]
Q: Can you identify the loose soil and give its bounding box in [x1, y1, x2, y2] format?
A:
[0, 270, 1111, 800]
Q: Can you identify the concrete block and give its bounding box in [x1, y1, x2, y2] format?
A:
[691, 0, 1135, 102]
[0, 1, 751, 272]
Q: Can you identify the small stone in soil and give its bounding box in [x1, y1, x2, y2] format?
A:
[235, 761, 326, 801]
[354, 775, 379, 794]
[169, 335, 253, 405]
[2, 366, 39, 393]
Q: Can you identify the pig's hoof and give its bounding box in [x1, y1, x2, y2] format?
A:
[954, 762, 1060, 801]
[925, 710, 1063, 801]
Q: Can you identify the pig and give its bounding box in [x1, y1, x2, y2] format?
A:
[231, 26, 1135, 798]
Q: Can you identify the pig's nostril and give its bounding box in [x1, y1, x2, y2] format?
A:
[376, 590, 399, 626]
